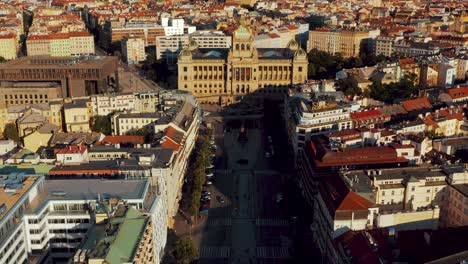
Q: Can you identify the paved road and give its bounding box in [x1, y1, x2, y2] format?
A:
[199, 124, 293, 264]
[118, 66, 160, 93]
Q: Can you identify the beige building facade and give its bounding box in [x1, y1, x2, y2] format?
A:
[307, 29, 371, 58]
[122, 36, 146, 65]
[0, 32, 18, 60]
[178, 25, 308, 103]
[27, 32, 95, 57]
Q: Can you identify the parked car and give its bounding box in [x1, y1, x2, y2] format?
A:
[206, 170, 214, 177]
[206, 181, 213, 185]
[265, 152, 271, 158]
[217, 195, 225, 204]
[206, 164, 214, 169]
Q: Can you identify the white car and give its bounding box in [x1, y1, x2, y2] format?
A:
[206, 181, 213, 185]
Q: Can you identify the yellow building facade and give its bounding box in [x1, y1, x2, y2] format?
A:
[0, 33, 18, 60]
[307, 29, 370, 58]
[178, 25, 308, 103]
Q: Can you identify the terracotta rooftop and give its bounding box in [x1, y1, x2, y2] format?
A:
[448, 87, 468, 100]
[350, 109, 383, 120]
[28, 31, 92, 41]
[98, 136, 145, 145]
[57, 145, 87, 155]
[401, 97, 432, 112]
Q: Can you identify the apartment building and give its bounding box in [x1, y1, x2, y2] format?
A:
[307, 28, 377, 57]
[64, 99, 91, 133]
[285, 97, 355, 155]
[155, 31, 231, 60]
[178, 25, 308, 103]
[111, 112, 161, 135]
[102, 21, 164, 48]
[0, 32, 18, 60]
[73, 205, 156, 264]
[27, 32, 95, 57]
[374, 36, 398, 57]
[440, 167, 468, 227]
[89, 93, 135, 116]
[21, 178, 167, 264]
[393, 40, 440, 58]
[161, 17, 195, 36]
[423, 107, 465, 137]
[0, 174, 44, 264]
[122, 36, 146, 65]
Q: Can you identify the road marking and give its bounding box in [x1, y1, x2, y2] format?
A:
[199, 247, 231, 258]
[255, 247, 292, 258]
[255, 218, 289, 227]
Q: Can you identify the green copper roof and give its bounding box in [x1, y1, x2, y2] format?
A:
[80, 206, 149, 264]
[105, 207, 149, 264]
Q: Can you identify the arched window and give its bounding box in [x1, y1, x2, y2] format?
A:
[246, 44, 250, 50]
[241, 44, 245, 50]
[236, 44, 239, 50]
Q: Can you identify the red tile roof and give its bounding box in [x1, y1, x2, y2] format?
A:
[306, 141, 408, 168]
[0, 32, 16, 39]
[350, 109, 383, 120]
[424, 107, 465, 128]
[57, 145, 87, 154]
[161, 126, 183, 151]
[399, 57, 417, 66]
[400, 97, 432, 112]
[337, 191, 375, 211]
[28, 31, 92, 41]
[98, 135, 144, 145]
[447, 87, 468, 100]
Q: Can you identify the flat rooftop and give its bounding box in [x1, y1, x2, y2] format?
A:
[0, 175, 41, 223]
[27, 179, 149, 214]
[349, 167, 447, 181]
[44, 179, 148, 200]
[0, 56, 117, 70]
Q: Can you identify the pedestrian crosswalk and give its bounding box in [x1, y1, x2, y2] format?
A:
[199, 247, 231, 258]
[255, 218, 289, 227]
[206, 217, 232, 226]
[255, 247, 292, 258]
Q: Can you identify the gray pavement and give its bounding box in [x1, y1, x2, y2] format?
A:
[199, 124, 293, 264]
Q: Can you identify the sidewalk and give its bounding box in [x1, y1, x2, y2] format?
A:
[172, 210, 208, 247]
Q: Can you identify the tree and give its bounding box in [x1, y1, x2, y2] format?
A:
[174, 237, 198, 264]
[146, 69, 157, 81]
[3, 123, 19, 142]
[91, 115, 112, 135]
[369, 73, 418, 103]
[338, 75, 361, 96]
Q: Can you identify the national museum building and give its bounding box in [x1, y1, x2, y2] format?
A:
[177, 25, 308, 103]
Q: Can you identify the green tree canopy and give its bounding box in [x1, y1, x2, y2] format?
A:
[174, 237, 198, 264]
[91, 115, 112, 135]
[338, 75, 361, 96]
[3, 123, 19, 142]
[369, 73, 418, 103]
